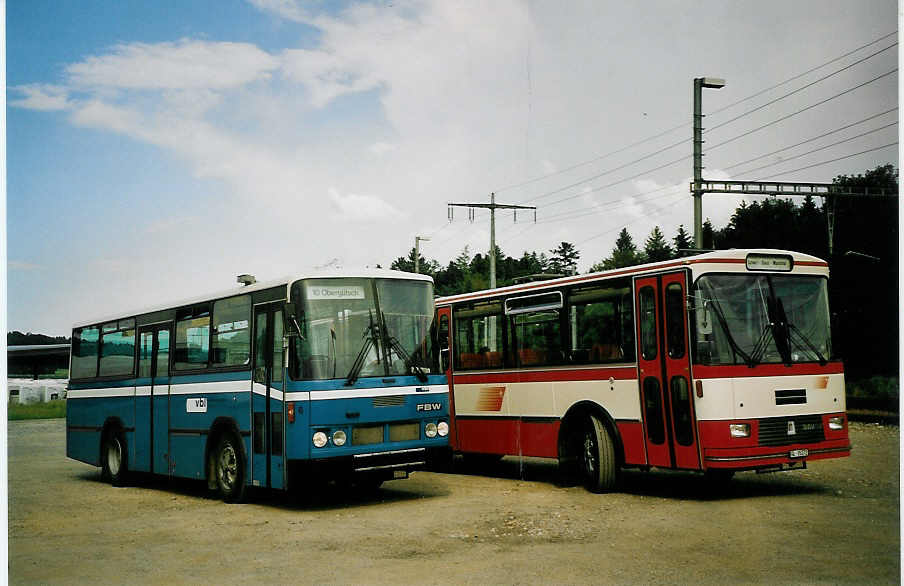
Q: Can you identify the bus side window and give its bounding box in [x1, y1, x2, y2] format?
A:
[174, 304, 211, 371]
[71, 326, 100, 379]
[567, 281, 633, 364]
[454, 302, 504, 370]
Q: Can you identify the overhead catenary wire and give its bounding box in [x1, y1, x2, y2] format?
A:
[707, 68, 898, 152]
[722, 107, 899, 171]
[490, 30, 897, 196]
[705, 42, 897, 134]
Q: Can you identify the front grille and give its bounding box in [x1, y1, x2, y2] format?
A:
[758, 415, 824, 446]
[353, 448, 427, 472]
[775, 389, 807, 405]
[389, 422, 420, 442]
[373, 395, 406, 407]
[352, 425, 384, 445]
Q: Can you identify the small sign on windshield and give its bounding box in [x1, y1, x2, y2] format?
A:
[306, 285, 366, 300]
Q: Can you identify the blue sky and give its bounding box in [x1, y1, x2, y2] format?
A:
[6, 0, 898, 335]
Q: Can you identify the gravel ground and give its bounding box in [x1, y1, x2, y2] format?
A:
[8, 419, 900, 584]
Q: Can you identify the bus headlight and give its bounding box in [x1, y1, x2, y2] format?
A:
[332, 430, 347, 446]
[313, 431, 328, 448]
[729, 423, 751, 438]
[437, 421, 449, 437]
[828, 416, 845, 431]
[425, 422, 438, 438]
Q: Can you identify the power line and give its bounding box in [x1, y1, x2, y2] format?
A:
[723, 107, 898, 171]
[708, 30, 897, 116]
[751, 142, 898, 181]
[707, 68, 898, 151]
[523, 137, 689, 203]
[490, 30, 898, 196]
[729, 122, 898, 177]
[706, 42, 897, 133]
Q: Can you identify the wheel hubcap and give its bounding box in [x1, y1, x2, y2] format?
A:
[107, 437, 122, 476]
[218, 443, 237, 489]
[583, 433, 597, 475]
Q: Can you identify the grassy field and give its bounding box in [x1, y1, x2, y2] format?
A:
[8, 400, 66, 420]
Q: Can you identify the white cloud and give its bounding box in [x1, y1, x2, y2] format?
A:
[9, 84, 70, 111]
[369, 141, 396, 155]
[329, 188, 405, 221]
[8, 261, 42, 271]
[66, 40, 280, 90]
[247, 0, 313, 23]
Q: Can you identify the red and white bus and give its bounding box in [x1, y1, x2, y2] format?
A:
[435, 249, 850, 492]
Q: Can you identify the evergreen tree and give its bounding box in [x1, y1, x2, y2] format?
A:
[591, 228, 643, 270]
[548, 242, 580, 275]
[643, 226, 673, 262]
[673, 224, 693, 255]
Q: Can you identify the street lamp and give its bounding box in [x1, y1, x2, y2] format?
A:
[414, 235, 430, 273]
[693, 76, 725, 249]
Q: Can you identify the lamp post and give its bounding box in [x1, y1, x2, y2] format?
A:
[414, 235, 430, 273]
[693, 76, 725, 249]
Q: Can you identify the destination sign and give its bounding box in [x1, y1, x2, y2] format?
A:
[306, 285, 366, 300]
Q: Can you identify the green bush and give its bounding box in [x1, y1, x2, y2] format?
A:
[8, 400, 66, 420]
[847, 376, 899, 399]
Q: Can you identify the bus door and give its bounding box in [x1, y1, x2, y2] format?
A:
[436, 306, 456, 447]
[634, 271, 701, 470]
[137, 323, 171, 475]
[252, 304, 286, 490]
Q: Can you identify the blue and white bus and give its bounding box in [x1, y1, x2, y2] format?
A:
[66, 270, 449, 502]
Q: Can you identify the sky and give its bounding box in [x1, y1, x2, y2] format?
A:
[5, 0, 899, 336]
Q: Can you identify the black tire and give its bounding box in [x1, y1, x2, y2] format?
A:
[101, 429, 129, 487]
[461, 452, 504, 469]
[704, 468, 735, 493]
[213, 432, 246, 503]
[580, 414, 617, 493]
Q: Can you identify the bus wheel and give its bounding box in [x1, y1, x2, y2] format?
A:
[101, 429, 129, 487]
[580, 414, 617, 493]
[214, 432, 246, 503]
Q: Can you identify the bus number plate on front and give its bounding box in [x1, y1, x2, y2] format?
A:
[789, 448, 808, 458]
[186, 398, 207, 413]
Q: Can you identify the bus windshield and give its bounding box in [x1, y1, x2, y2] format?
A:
[292, 278, 437, 381]
[692, 274, 831, 366]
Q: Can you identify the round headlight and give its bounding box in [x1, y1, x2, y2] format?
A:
[313, 431, 328, 448]
[332, 430, 347, 446]
[425, 422, 438, 438]
[437, 421, 449, 437]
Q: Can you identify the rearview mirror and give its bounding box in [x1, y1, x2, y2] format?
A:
[283, 302, 305, 338]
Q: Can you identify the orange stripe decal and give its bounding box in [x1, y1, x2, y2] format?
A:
[476, 386, 506, 411]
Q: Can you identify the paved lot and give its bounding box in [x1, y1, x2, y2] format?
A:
[8, 419, 900, 584]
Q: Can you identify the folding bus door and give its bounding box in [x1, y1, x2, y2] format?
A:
[252, 304, 286, 490]
[436, 306, 457, 447]
[136, 324, 171, 475]
[634, 271, 701, 470]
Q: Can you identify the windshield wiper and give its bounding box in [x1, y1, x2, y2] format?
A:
[703, 295, 758, 367]
[345, 311, 381, 386]
[380, 312, 429, 383]
[775, 297, 828, 365]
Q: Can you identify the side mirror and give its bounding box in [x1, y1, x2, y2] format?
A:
[284, 302, 304, 338]
[440, 348, 450, 372]
[696, 301, 713, 336]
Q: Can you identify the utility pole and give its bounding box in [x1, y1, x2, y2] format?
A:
[448, 193, 536, 288]
[413, 235, 430, 273]
[693, 77, 725, 248]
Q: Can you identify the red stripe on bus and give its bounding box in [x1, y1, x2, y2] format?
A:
[436, 257, 829, 305]
[453, 366, 638, 384]
[693, 362, 844, 379]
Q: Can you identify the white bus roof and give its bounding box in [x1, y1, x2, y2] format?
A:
[436, 248, 828, 306]
[73, 268, 433, 329]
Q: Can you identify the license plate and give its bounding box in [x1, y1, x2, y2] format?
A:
[789, 448, 808, 458]
[393, 470, 409, 480]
